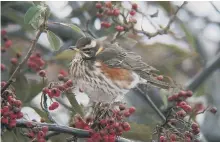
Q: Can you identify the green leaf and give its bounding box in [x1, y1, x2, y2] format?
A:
[65, 92, 84, 116]
[54, 50, 75, 60]
[24, 81, 44, 104]
[24, 5, 46, 24]
[47, 30, 61, 51]
[55, 22, 85, 37]
[31, 16, 44, 30]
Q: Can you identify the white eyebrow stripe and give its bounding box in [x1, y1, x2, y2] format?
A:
[82, 40, 97, 50]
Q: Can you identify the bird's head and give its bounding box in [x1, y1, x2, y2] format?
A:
[70, 37, 104, 60]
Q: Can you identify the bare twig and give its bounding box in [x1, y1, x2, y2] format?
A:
[1, 16, 47, 93]
[134, 1, 187, 39]
[185, 51, 220, 91]
[210, 2, 220, 13]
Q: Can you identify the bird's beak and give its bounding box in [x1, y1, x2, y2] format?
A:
[95, 46, 104, 56]
[69, 46, 81, 53]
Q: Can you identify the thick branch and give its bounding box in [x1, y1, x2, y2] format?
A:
[134, 1, 187, 39]
[185, 51, 220, 91]
[16, 120, 131, 142]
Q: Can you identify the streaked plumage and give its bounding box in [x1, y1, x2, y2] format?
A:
[70, 37, 171, 103]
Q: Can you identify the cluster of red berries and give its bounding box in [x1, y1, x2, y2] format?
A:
[57, 69, 69, 81]
[27, 52, 45, 72]
[42, 79, 73, 110]
[1, 89, 24, 129]
[95, 2, 138, 32]
[25, 121, 48, 142]
[158, 89, 218, 142]
[1, 64, 6, 71]
[70, 104, 135, 142]
[1, 29, 13, 53]
[1, 29, 22, 66]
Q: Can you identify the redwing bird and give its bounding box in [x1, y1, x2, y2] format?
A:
[69, 37, 171, 103]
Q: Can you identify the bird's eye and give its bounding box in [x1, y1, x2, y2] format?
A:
[82, 48, 91, 52]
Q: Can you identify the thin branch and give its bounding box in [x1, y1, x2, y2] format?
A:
[135, 86, 183, 137]
[16, 120, 131, 142]
[185, 51, 220, 91]
[1, 17, 47, 93]
[134, 1, 187, 39]
[210, 2, 220, 13]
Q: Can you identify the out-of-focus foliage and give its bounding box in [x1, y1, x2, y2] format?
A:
[1, 1, 220, 142]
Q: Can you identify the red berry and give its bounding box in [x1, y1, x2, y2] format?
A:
[108, 135, 115, 142]
[191, 122, 199, 130]
[113, 9, 120, 16]
[42, 88, 49, 94]
[176, 110, 186, 118]
[101, 21, 111, 28]
[27, 131, 35, 138]
[185, 131, 192, 139]
[58, 74, 64, 81]
[170, 134, 176, 141]
[5, 40, 12, 48]
[9, 119, 16, 128]
[183, 105, 192, 112]
[1, 64, 6, 71]
[16, 111, 24, 119]
[168, 96, 173, 101]
[186, 90, 193, 97]
[1, 117, 9, 124]
[105, 2, 112, 8]
[14, 100, 22, 107]
[38, 70, 46, 77]
[35, 52, 41, 58]
[10, 113, 17, 119]
[179, 101, 187, 107]
[159, 135, 166, 142]
[65, 79, 73, 87]
[59, 69, 68, 77]
[37, 131, 45, 139]
[128, 106, 136, 114]
[52, 102, 59, 109]
[51, 88, 61, 97]
[115, 25, 124, 32]
[122, 122, 131, 131]
[1, 81, 7, 88]
[210, 107, 217, 114]
[10, 58, 18, 65]
[100, 119, 107, 126]
[95, 2, 102, 9]
[124, 111, 130, 117]
[192, 128, 200, 135]
[129, 10, 136, 16]
[1, 29, 7, 36]
[156, 75, 163, 81]
[178, 90, 187, 97]
[132, 3, 138, 10]
[106, 10, 114, 16]
[57, 85, 65, 92]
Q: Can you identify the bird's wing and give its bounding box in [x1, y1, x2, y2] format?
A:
[96, 41, 175, 90]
